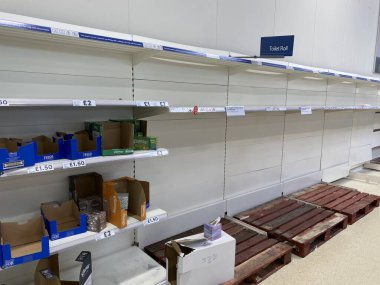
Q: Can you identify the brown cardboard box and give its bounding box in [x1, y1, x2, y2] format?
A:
[69, 172, 103, 211]
[35, 251, 92, 285]
[103, 177, 149, 228]
[33, 136, 59, 156]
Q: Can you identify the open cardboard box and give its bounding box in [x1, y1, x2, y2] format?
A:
[0, 138, 35, 171]
[103, 177, 150, 228]
[59, 131, 101, 160]
[69, 172, 103, 211]
[0, 216, 49, 268]
[33, 135, 65, 163]
[41, 201, 87, 240]
[165, 231, 235, 285]
[85, 121, 134, 156]
[35, 251, 92, 285]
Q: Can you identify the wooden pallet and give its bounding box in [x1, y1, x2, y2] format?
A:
[291, 183, 380, 224]
[370, 157, 380, 164]
[235, 198, 348, 257]
[144, 218, 292, 284]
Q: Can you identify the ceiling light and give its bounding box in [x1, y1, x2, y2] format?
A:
[151, 57, 216, 67]
[246, 69, 282, 75]
[341, 81, 353, 84]
[304, 76, 324, 80]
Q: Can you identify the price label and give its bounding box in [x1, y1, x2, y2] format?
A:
[144, 216, 160, 226]
[142, 42, 163, 50]
[0, 99, 9, 106]
[73, 100, 96, 107]
[96, 230, 115, 241]
[265, 107, 286, 112]
[51, 27, 79, 38]
[28, 163, 55, 174]
[226, 106, 245, 117]
[63, 160, 86, 169]
[136, 101, 168, 107]
[300, 106, 312, 115]
[206, 53, 220, 59]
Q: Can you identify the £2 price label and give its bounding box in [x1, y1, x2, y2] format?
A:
[73, 100, 96, 107]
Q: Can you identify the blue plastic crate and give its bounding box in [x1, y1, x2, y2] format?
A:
[0, 139, 35, 172]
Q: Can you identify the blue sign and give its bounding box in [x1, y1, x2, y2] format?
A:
[260, 35, 294, 57]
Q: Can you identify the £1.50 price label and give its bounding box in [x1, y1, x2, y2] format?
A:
[144, 216, 160, 226]
[28, 163, 55, 174]
[72, 100, 96, 107]
[96, 229, 115, 241]
[0, 99, 9, 106]
[63, 160, 86, 169]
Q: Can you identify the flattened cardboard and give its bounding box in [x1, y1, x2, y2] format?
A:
[0, 216, 49, 268]
[41, 201, 87, 240]
[33, 136, 65, 163]
[35, 251, 92, 285]
[69, 172, 103, 210]
[62, 131, 101, 160]
[165, 231, 235, 285]
[103, 177, 149, 228]
[0, 138, 35, 171]
[86, 121, 134, 156]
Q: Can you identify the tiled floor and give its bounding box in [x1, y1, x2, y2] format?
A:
[263, 176, 380, 285]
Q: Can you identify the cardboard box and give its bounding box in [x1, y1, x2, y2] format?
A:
[0, 216, 49, 268]
[35, 251, 92, 285]
[0, 138, 35, 172]
[62, 131, 101, 160]
[32, 136, 65, 163]
[41, 201, 87, 240]
[103, 177, 150, 228]
[86, 121, 134, 156]
[165, 231, 235, 285]
[69, 172, 103, 211]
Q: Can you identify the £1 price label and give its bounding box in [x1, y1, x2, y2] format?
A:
[28, 163, 55, 174]
[73, 100, 96, 107]
[0, 99, 9, 106]
[63, 160, 86, 169]
[144, 216, 160, 226]
[96, 230, 115, 241]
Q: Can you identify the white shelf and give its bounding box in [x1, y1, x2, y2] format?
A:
[0, 149, 169, 179]
[0, 98, 169, 108]
[0, 12, 379, 84]
[50, 208, 167, 254]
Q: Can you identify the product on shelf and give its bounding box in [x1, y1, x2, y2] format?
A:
[0, 216, 49, 268]
[204, 217, 221, 241]
[85, 121, 134, 155]
[111, 120, 157, 150]
[32, 135, 65, 163]
[118, 193, 129, 210]
[84, 211, 107, 232]
[58, 130, 101, 160]
[165, 231, 235, 285]
[0, 138, 35, 172]
[35, 251, 92, 285]
[69, 172, 103, 211]
[40, 200, 87, 240]
[103, 177, 150, 228]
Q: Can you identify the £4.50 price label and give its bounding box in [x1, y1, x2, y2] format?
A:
[144, 216, 160, 226]
[28, 163, 55, 174]
[96, 230, 115, 241]
[63, 160, 86, 169]
[72, 100, 96, 107]
[0, 99, 9, 106]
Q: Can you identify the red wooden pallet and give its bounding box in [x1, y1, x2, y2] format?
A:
[291, 183, 380, 224]
[144, 218, 292, 284]
[235, 198, 348, 257]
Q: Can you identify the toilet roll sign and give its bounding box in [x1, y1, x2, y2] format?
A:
[260, 35, 294, 57]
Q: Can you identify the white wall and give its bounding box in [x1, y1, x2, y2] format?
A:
[0, 0, 379, 76]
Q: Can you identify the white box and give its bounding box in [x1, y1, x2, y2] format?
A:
[165, 231, 236, 285]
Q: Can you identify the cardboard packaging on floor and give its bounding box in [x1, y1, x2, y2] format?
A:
[0, 138, 35, 171]
[165, 231, 235, 285]
[58, 131, 101, 160]
[35, 251, 92, 285]
[32, 135, 65, 163]
[85, 121, 134, 155]
[41, 201, 87, 240]
[69, 172, 103, 211]
[0, 216, 49, 268]
[103, 177, 150, 228]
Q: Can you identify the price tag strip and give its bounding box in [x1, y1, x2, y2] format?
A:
[28, 163, 55, 174]
[96, 229, 115, 241]
[63, 160, 87, 169]
[73, 100, 96, 107]
[0, 99, 9, 106]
